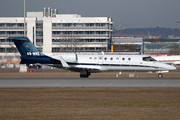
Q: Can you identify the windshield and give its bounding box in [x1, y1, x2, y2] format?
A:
[143, 57, 157, 61]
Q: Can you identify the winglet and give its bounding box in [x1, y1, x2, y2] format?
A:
[59, 57, 70, 68]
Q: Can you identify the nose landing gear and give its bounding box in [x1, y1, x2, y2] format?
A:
[158, 73, 163, 78]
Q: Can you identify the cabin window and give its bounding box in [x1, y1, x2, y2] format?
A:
[116, 57, 119, 60]
[89, 57, 92, 60]
[94, 57, 97, 60]
[122, 58, 125, 60]
[110, 58, 113, 60]
[128, 58, 131, 61]
[143, 57, 156, 61]
[104, 57, 107, 60]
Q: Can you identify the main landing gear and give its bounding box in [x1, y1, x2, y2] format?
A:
[158, 73, 163, 78]
[80, 70, 91, 78]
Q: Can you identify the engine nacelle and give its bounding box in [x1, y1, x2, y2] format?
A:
[61, 54, 77, 63]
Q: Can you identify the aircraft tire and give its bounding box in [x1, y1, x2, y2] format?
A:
[80, 75, 88, 78]
[80, 71, 91, 78]
[158, 73, 163, 78]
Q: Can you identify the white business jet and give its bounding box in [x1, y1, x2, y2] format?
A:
[8, 37, 176, 78]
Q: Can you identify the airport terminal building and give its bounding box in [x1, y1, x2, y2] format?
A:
[0, 7, 113, 55]
[112, 37, 180, 55]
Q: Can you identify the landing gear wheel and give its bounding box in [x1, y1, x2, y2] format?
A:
[158, 73, 163, 78]
[80, 71, 91, 78]
[80, 75, 88, 78]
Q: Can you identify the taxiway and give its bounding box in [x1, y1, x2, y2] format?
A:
[0, 78, 180, 87]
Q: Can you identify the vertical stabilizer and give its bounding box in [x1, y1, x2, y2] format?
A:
[8, 37, 40, 57]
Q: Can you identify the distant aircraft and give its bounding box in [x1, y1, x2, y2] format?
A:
[152, 55, 180, 65]
[8, 37, 176, 78]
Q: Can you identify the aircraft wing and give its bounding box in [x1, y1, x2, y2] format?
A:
[59, 57, 70, 68]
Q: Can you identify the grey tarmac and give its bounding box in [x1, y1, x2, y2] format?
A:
[0, 78, 180, 87]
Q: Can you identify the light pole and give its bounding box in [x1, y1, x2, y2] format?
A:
[178, 20, 180, 55]
[24, 0, 26, 36]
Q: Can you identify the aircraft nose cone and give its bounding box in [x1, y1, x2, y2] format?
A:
[168, 65, 176, 70]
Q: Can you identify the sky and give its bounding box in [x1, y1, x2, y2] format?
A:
[0, 0, 180, 29]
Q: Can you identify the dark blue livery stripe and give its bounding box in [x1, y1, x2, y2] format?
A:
[68, 63, 160, 69]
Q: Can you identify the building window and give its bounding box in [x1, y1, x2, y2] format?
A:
[17, 31, 24, 35]
[67, 23, 71, 27]
[85, 23, 89, 26]
[17, 23, 24, 27]
[58, 23, 62, 27]
[0, 31, 5, 35]
[36, 39, 43, 42]
[5, 48, 17, 53]
[36, 31, 43, 36]
[36, 39, 43, 46]
[0, 48, 5, 52]
[0, 23, 5, 27]
[79, 31, 83, 34]
[90, 31, 94, 34]
[0, 39, 5, 42]
[52, 48, 61, 52]
[90, 23, 94, 26]
[96, 23, 100, 26]
[36, 23, 43, 28]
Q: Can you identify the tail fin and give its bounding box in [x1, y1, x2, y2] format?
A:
[8, 37, 41, 57]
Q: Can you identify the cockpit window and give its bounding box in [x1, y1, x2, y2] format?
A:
[143, 57, 156, 61]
